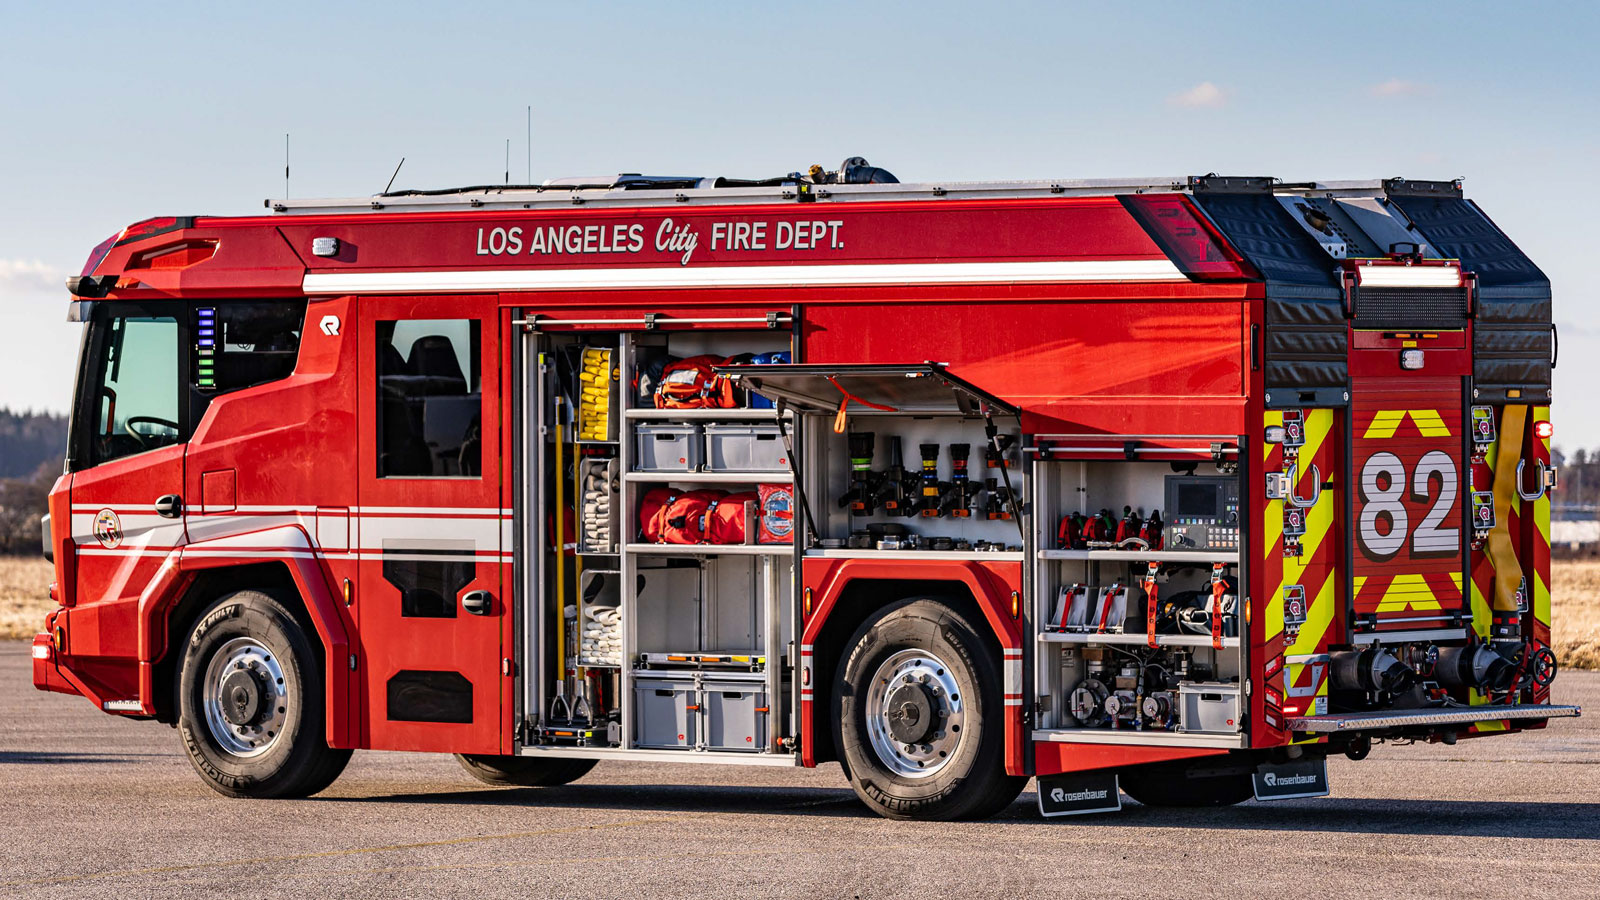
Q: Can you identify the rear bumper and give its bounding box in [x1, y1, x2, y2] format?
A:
[1290, 703, 1580, 735]
[31, 633, 81, 696]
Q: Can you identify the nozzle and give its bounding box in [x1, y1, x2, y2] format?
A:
[847, 432, 875, 470]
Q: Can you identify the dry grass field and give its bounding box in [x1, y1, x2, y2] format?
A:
[1, 555, 53, 640]
[4, 555, 1599, 669]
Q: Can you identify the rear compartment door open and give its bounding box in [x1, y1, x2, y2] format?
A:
[713, 363, 1018, 419]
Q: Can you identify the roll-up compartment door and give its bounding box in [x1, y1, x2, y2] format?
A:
[713, 363, 1018, 417]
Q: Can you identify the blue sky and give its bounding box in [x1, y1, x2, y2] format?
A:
[2, 2, 1596, 445]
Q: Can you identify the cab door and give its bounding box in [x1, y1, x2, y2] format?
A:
[66, 302, 189, 698]
[356, 295, 505, 753]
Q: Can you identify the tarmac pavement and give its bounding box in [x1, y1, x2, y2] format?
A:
[2, 641, 1596, 899]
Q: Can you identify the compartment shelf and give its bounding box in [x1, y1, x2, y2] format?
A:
[625, 471, 792, 484]
[1031, 728, 1245, 749]
[806, 549, 1024, 561]
[1039, 630, 1240, 648]
[625, 408, 792, 420]
[626, 542, 794, 556]
[1039, 548, 1239, 563]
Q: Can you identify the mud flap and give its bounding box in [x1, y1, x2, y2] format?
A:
[1037, 771, 1122, 817]
[1252, 757, 1330, 801]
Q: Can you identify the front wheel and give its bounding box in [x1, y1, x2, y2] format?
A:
[833, 597, 1027, 821]
[177, 590, 351, 798]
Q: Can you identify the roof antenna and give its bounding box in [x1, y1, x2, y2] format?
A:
[384, 157, 406, 194]
[505, 138, 511, 185]
[526, 105, 532, 183]
[284, 133, 290, 197]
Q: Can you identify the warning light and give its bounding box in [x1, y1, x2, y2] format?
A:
[195, 308, 219, 389]
[1534, 421, 1554, 440]
[1118, 195, 1258, 282]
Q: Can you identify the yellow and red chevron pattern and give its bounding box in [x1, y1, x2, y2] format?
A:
[1259, 408, 1340, 746]
[1350, 376, 1466, 635]
[1527, 405, 1552, 704]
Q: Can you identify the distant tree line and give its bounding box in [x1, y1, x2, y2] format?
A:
[0, 408, 66, 554]
[1552, 447, 1600, 514]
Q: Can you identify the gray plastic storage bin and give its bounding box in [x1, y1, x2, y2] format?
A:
[634, 423, 702, 472]
[634, 674, 698, 749]
[703, 423, 788, 472]
[702, 673, 768, 752]
[1177, 682, 1240, 734]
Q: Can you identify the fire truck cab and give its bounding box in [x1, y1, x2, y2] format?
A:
[35, 163, 1578, 818]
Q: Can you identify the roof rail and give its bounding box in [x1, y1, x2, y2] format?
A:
[266, 177, 1198, 214]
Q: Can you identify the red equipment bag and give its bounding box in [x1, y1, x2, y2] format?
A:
[660, 489, 727, 544]
[756, 483, 794, 544]
[707, 491, 759, 544]
[639, 488, 679, 543]
[654, 355, 744, 409]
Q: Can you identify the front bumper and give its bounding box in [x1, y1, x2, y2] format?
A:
[31, 633, 80, 696]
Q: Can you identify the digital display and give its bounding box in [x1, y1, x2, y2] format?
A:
[1176, 483, 1218, 518]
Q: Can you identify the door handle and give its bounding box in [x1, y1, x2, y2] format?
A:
[154, 495, 183, 519]
[462, 590, 493, 616]
[1286, 462, 1321, 509]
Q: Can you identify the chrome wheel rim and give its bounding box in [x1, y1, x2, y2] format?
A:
[864, 648, 965, 778]
[202, 637, 288, 758]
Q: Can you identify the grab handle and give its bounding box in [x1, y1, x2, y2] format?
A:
[1287, 462, 1321, 509]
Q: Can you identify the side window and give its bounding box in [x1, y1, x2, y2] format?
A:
[376, 319, 482, 478]
[88, 313, 182, 465]
[193, 301, 306, 394]
[189, 300, 306, 428]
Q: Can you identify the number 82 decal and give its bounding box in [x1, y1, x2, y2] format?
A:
[1357, 450, 1461, 561]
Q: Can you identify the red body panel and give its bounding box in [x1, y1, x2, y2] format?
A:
[36, 191, 1556, 782]
[354, 295, 506, 755]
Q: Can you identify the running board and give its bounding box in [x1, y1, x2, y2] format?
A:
[1289, 704, 1580, 734]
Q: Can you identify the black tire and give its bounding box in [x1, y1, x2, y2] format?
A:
[455, 754, 597, 787]
[833, 597, 1027, 821]
[1119, 756, 1255, 807]
[176, 590, 352, 798]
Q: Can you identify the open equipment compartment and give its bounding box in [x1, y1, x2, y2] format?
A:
[718, 363, 1029, 558]
[1029, 447, 1248, 748]
[519, 322, 798, 760]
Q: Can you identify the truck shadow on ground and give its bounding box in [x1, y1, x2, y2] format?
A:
[344, 782, 1600, 839]
[0, 749, 169, 765]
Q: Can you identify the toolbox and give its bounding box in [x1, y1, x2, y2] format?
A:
[703, 423, 788, 472]
[634, 423, 702, 472]
[633, 673, 699, 749]
[1177, 682, 1240, 734]
[701, 672, 769, 752]
[631, 670, 769, 752]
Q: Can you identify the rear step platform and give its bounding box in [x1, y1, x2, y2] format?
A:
[1290, 704, 1580, 734]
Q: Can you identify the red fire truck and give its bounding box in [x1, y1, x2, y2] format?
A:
[33, 160, 1579, 819]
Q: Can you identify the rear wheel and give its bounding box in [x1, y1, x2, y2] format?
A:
[1119, 756, 1254, 807]
[833, 597, 1027, 821]
[455, 754, 597, 787]
[177, 590, 351, 798]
